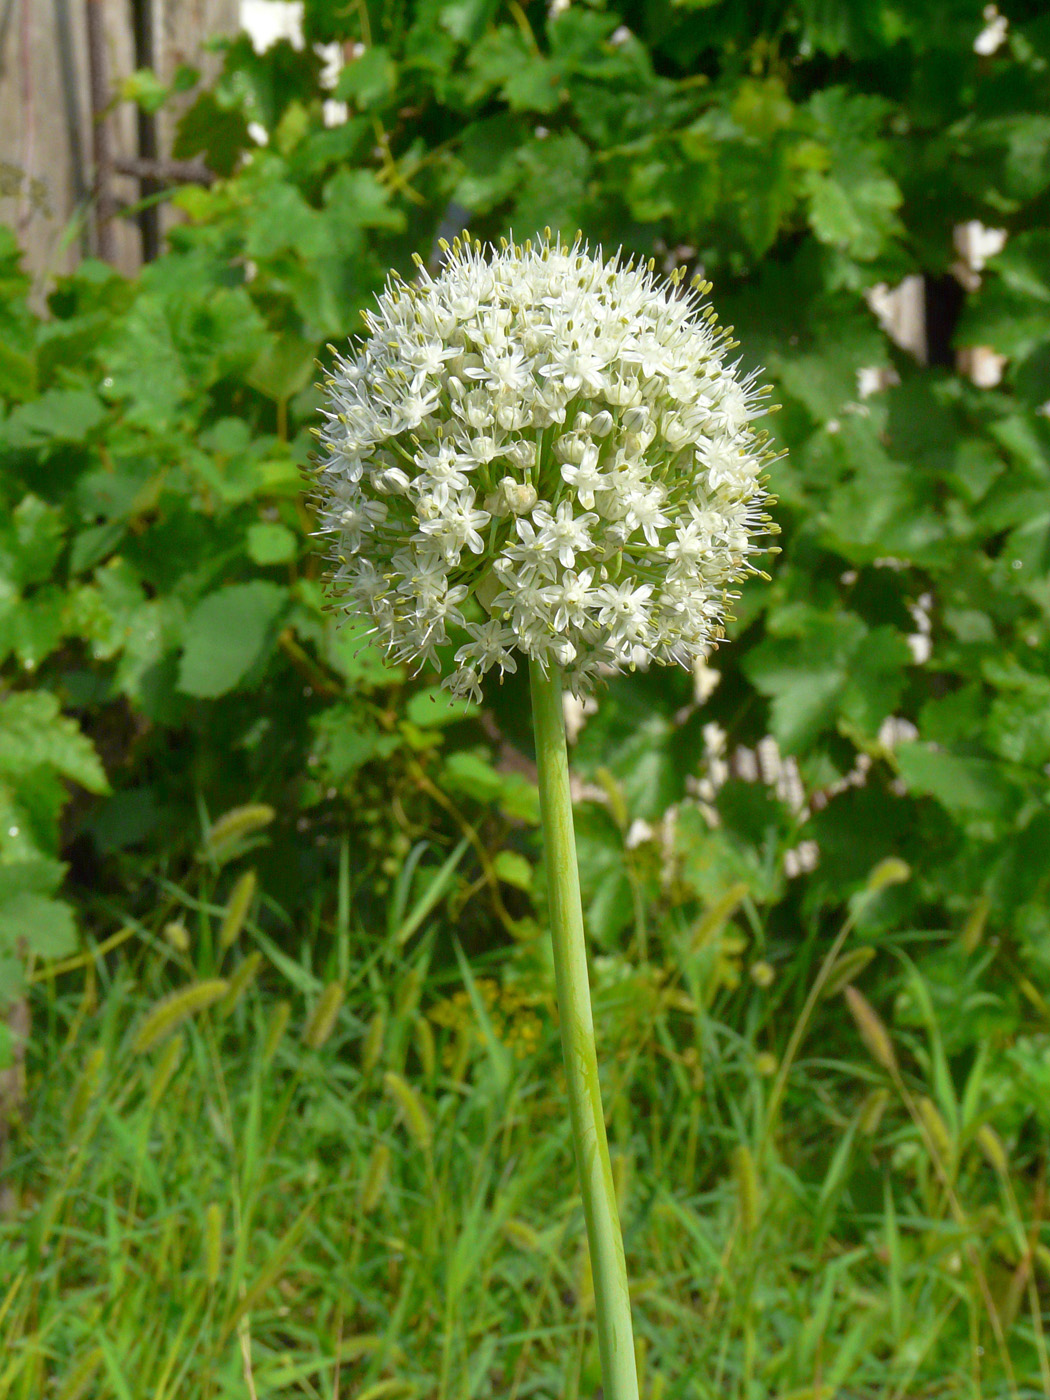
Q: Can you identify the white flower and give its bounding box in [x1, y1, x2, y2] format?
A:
[417, 491, 491, 559]
[532, 500, 599, 570]
[315, 231, 778, 696]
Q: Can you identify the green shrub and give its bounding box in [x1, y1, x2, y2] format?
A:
[0, 0, 1048, 1137]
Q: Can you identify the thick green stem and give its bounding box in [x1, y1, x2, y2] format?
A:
[529, 659, 639, 1400]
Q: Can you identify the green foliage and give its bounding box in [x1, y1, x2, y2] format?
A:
[0, 693, 108, 998]
[2, 854, 1047, 1394]
[0, 7, 1048, 1336]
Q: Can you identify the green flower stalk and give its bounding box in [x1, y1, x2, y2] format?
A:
[315, 231, 777, 1399]
[530, 657, 637, 1395]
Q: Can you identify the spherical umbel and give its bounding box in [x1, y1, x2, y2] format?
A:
[314, 231, 779, 700]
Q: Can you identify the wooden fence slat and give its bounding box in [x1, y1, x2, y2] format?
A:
[0, 0, 238, 284]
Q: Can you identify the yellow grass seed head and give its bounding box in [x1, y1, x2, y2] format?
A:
[822, 946, 876, 999]
[66, 1046, 105, 1133]
[362, 1007, 386, 1073]
[732, 1143, 760, 1235]
[218, 951, 262, 1018]
[219, 869, 257, 950]
[203, 1202, 223, 1286]
[359, 1141, 391, 1214]
[383, 1070, 432, 1154]
[303, 981, 345, 1050]
[148, 1033, 185, 1111]
[844, 985, 897, 1073]
[263, 999, 291, 1065]
[203, 804, 275, 864]
[976, 1123, 1009, 1175]
[131, 980, 229, 1055]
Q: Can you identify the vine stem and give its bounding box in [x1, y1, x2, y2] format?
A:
[528, 658, 639, 1400]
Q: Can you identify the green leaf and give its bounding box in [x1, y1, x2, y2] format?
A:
[0, 692, 109, 793]
[332, 46, 396, 108]
[492, 849, 531, 890]
[839, 627, 913, 738]
[439, 0, 498, 44]
[894, 743, 1014, 819]
[453, 115, 525, 213]
[246, 522, 297, 565]
[504, 58, 564, 114]
[322, 168, 405, 235]
[121, 67, 170, 113]
[178, 582, 289, 698]
[511, 132, 591, 248]
[744, 611, 864, 753]
[959, 230, 1050, 360]
[326, 613, 397, 688]
[0, 891, 77, 961]
[0, 858, 65, 901]
[405, 688, 480, 728]
[0, 587, 66, 670]
[0, 338, 36, 400]
[0, 495, 65, 587]
[805, 167, 902, 261]
[0, 388, 106, 448]
[803, 88, 902, 262]
[441, 750, 504, 804]
[311, 705, 399, 784]
[245, 333, 318, 403]
[173, 89, 251, 175]
[461, 25, 530, 104]
[986, 677, 1050, 766]
[244, 180, 328, 261]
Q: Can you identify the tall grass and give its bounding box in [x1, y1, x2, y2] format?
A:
[1, 850, 1045, 1398]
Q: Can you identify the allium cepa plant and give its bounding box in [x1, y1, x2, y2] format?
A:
[315, 232, 778, 1400]
[315, 232, 777, 699]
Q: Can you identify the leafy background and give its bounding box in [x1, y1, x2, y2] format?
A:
[1, 0, 1049, 1392]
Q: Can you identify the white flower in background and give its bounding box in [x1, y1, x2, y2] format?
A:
[314, 231, 779, 701]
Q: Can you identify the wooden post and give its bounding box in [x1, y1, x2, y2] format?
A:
[130, 0, 160, 261]
[85, 0, 116, 263]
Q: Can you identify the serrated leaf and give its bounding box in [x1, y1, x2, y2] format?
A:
[178, 582, 289, 698]
[512, 133, 590, 239]
[173, 89, 250, 175]
[323, 169, 405, 235]
[0, 495, 64, 587]
[0, 858, 65, 901]
[0, 891, 77, 961]
[245, 334, 318, 404]
[332, 46, 396, 108]
[0, 692, 109, 792]
[895, 743, 1014, 819]
[0, 388, 106, 448]
[245, 180, 328, 261]
[805, 167, 902, 260]
[453, 115, 524, 213]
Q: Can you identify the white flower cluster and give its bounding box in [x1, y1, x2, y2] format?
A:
[315, 232, 778, 700]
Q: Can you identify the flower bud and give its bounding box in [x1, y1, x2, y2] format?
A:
[554, 433, 589, 465]
[499, 477, 538, 515]
[503, 439, 536, 472]
[589, 410, 614, 437]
